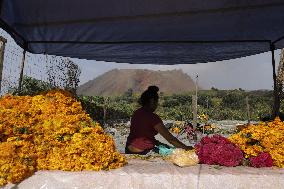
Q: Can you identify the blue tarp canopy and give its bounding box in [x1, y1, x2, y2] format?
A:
[1, 0, 284, 64]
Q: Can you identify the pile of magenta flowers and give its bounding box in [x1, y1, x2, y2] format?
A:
[195, 135, 273, 167]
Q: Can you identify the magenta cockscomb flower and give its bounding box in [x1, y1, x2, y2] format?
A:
[195, 135, 243, 167]
[249, 152, 273, 168]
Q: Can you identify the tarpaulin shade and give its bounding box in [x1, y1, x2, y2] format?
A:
[1, 0, 284, 64]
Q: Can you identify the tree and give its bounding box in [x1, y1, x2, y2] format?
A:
[221, 91, 245, 109]
[211, 87, 219, 91]
[277, 49, 284, 102]
[125, 88, 133, 97]
[64, 59, 81, 93]
[123, 88, 134, 101]
[46, 56, 81, 94]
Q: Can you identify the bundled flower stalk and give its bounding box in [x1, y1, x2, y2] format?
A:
[0, 89, 126, 186]
[195, 135, 243, 167]
[229, 117, 284, 168]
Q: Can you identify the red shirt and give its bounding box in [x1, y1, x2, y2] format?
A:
[126, 107, 163, 150]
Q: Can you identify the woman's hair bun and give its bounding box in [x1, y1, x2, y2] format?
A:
[139, 85, 159, 106]
[147, 86, 159, 93]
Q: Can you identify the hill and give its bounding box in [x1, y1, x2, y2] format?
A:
[77, 69, 199, 96]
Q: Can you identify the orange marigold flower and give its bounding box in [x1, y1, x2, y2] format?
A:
[0, 89, 126, 186]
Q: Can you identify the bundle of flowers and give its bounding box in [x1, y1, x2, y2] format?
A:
[170, 127, 181, 134]
[0, 89, 126, 186]
[249, 152, 273, 168]
[229, 117, 284, 168]
[195, 135, 243, 167]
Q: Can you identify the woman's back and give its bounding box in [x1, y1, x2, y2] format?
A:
[126, 107, 162, 150]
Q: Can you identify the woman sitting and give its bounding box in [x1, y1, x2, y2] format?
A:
[125, 86, 193, 155]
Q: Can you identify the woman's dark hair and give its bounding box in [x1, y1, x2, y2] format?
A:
[139, 86, 159, 106]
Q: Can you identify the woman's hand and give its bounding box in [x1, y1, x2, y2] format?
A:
[154, 123, 192, 150]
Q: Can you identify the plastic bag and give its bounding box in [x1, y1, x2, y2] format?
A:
[157, 145, 175, 156]
[169, 149, 199, 167]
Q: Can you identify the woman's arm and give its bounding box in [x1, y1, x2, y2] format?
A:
[154, 123, 193, 150]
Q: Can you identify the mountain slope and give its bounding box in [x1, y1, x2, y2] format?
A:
[77, 69, 199, 96]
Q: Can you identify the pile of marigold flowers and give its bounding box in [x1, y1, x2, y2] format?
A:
[0, 89, 126, 186]
[229, 117, 284, 168]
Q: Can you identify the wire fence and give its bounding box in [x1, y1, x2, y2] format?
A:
[0, 30, 22, 94]
[0, 29, 80, 95]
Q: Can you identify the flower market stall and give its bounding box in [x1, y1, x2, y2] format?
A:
[0, 89, 283, 188]
[1, 1, 284, 188]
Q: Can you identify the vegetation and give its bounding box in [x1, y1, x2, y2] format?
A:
[8, 76, 281, 122]
[8, 76, 52, 95]
[9, 57, 81, 95]
[79, 89, 278, 122]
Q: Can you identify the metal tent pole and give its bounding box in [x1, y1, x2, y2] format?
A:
[270, 44, 280, 117]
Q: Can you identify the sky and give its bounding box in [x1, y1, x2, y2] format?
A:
[0, 29, 282, 91]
